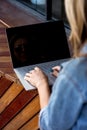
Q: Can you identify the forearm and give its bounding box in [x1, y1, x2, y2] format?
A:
[37, 83, 50, 109]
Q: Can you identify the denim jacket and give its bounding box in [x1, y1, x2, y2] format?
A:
[39, 44, 87, 130]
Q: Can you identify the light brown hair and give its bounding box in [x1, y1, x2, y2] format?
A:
[65, 0, 87, 57]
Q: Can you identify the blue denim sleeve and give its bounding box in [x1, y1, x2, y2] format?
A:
[39, 71, 83, 130]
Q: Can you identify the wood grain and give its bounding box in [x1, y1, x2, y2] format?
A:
[0, 89, 38, 129]
[3, 95, 40, 130]
[20, 113, 39, 130]
[0, 77, 13, 98]
[0, 0, 44, 27]
[0, 82, 23, 113]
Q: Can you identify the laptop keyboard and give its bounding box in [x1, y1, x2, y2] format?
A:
[24, 58, 69, 85]
[16, 58, 69, 88]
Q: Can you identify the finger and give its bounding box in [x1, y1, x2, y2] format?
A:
[24, 76, 30, 81]
[34, 66, 39, 70]
[25, 73, 31, 77]
[52, 70, 58, 77]
[52, 66, 61, 71]
[24, 76, 36, 87]
[25, 73, 30, 76]
[29, 70, 32, 74]
[29, 69, 35, 73]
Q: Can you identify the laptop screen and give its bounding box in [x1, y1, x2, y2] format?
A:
[6, 20, 71, 68]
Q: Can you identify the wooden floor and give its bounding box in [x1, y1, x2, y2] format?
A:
[0, 0, 45, 27]
[0, 0, 45, 77]
[0, 0, 45, 129]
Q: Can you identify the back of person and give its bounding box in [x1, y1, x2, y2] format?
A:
[24, 0, 87, 129]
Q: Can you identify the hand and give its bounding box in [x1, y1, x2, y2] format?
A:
[24, 66, 49, 89]
[24, 67, 50, 109]
[51, 66, 62, 77]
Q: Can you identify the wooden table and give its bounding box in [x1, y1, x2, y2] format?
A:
[0, 71, 40, 130]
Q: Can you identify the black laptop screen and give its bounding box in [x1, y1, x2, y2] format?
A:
[6, 20, 70, 68]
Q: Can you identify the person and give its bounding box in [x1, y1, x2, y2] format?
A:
[10, 34, 30, 67]
[24, 0, 87, 129]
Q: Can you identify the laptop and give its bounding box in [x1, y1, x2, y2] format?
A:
[6, 20, 71, 91]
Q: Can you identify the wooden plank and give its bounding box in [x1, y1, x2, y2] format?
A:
[0, 70, 4, 77]
[0, 22, 7, 27]
[20, 113, 39, 130]
[0, 33, 6, 39]
[0, 62, 12, 68]
[0, 39, 8, 44]
[0, 82, 23, 113]
[0, 68, 14, 76]
[0, 52, 10, 56]
[0, 19, 10, 28]
[0, 76, 13, 97]
[2, 95, 40, 130]
[0, 43, 8, 47]
[0, 0, 44, 27]
[0, 56, 11, 62]
[0, 26, 15, 76]
[0, 46, 9, 52]
[0, 90, 38, 129]
[0, 28, 6, 33]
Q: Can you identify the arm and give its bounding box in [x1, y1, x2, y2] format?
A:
[24, 67, 50, 109]
[24, 65, 61, 108]
[39, 71, 83, 130]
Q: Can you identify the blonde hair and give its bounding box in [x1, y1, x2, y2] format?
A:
[65, 0, 87, 57]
